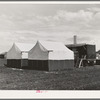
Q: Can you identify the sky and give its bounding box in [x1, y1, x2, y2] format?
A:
[0, 3, 100, 52]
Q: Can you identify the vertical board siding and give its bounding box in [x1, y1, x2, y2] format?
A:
[86, 45, 96, 59]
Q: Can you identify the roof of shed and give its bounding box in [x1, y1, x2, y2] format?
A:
[66, 43, 94, 48]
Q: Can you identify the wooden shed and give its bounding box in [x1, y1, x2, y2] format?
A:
[66, 43, 96, 67]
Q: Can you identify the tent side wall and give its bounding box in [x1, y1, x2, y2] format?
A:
[48, 60, 74, 71]
[21, 59, 28, 69]
[7, 59, 21, 68]
[28, 60, 48, 71]
[7, 59, 29, 69]
[28, 60, 74, 71]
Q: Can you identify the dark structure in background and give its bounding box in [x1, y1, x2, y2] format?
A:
[66, 36, 96, 67]
[95, 50, 100, 65]
[0, 52, 7, 59]
[0, 52, 7, 66]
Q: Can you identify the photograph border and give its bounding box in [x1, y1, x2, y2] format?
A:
[0, 0, 99, 99]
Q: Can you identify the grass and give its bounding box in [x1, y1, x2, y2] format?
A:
[0, 65, 100, 90]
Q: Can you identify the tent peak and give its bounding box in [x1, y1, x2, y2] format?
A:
[14, 42, 36, 52]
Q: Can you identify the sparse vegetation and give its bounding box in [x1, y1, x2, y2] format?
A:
[0, 65, 100, 90]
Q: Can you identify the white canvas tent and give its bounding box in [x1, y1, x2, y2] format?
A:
[28, 41, 74, 71]
[7, 43, 35, 68]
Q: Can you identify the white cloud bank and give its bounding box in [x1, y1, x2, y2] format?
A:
[1, 5, 100, 52]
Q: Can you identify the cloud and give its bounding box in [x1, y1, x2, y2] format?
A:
[1, 6, 100, 52]
[87, 7, 100, 12]
[0, 8, 93, 31]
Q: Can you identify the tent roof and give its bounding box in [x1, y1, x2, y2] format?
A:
[14, 42, 35, 52]
[29, 40, 74, 60]
[38, 40, 70, 52]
